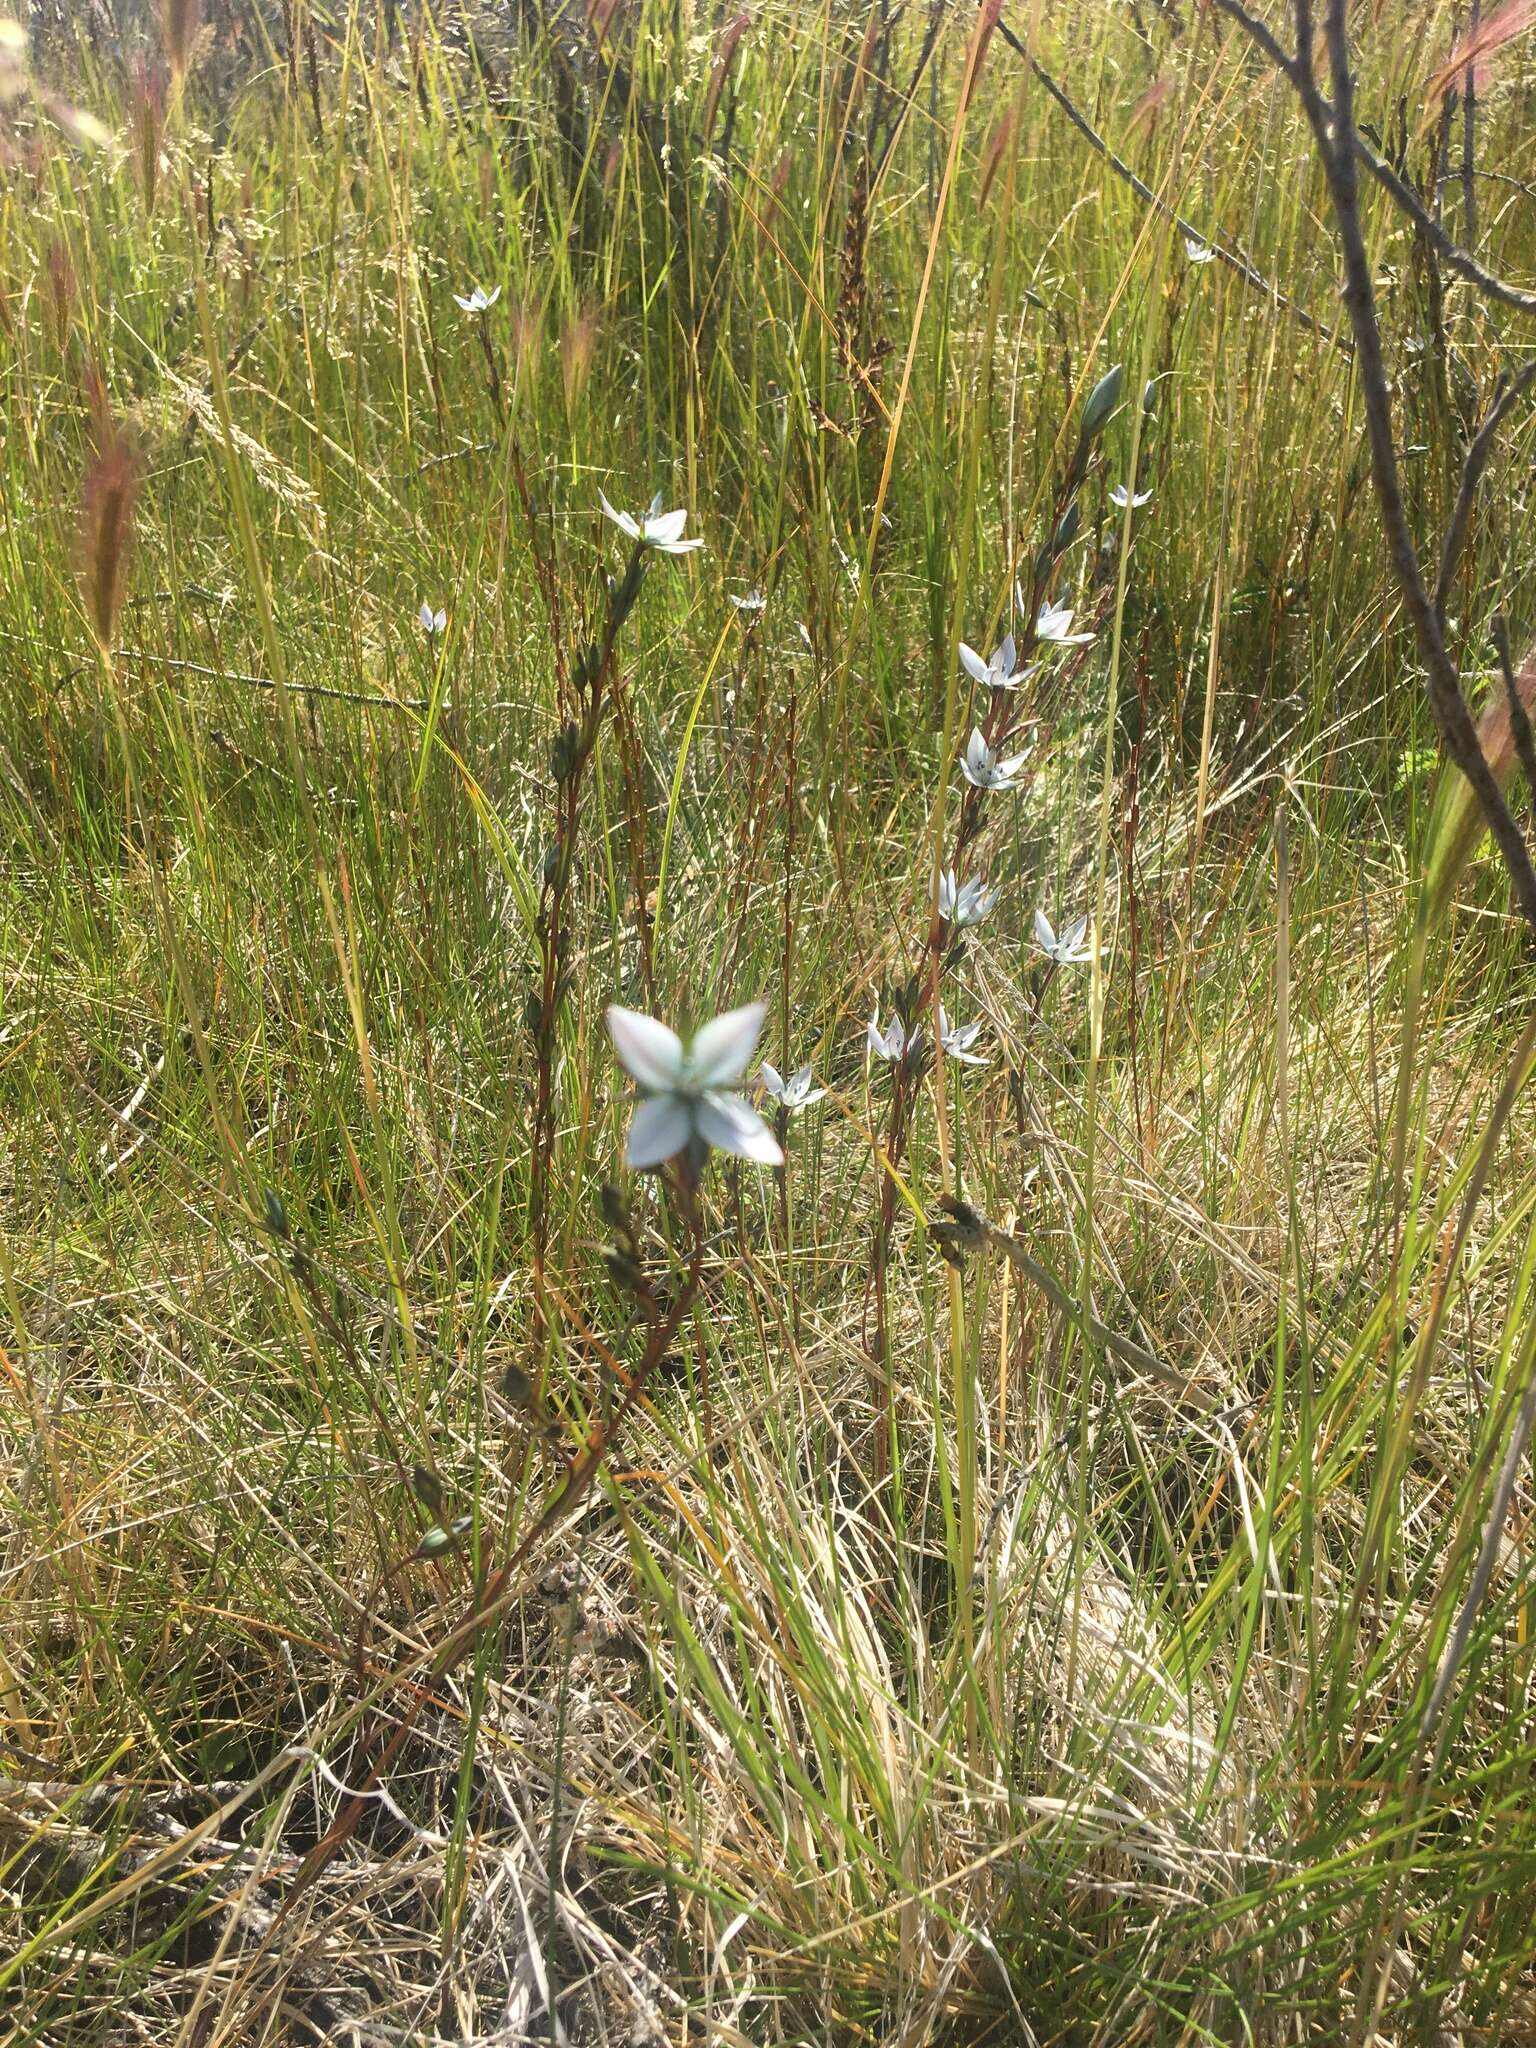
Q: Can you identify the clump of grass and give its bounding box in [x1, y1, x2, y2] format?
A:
[4, 4, 1536, 2044]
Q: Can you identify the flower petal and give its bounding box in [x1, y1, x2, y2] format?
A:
[599, 492, 641, 542]
[959, 642, 990, 686]
[644, 507, 690, 545]
[1061, 915, 1089, 952]
[998, 632, 1017, 677]
[759, 1060, 785, 1100]
[625, 1094, 692, 1169]
[607, 1006, 684, 1089]
[696, 1092, 784, 1165]
[1033, 908, 1056, 952]
[689, 1001, 767, 1086]
[655, 534, 704, 553]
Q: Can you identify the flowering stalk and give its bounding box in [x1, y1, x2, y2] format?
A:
[454, 283, 505, 422]
[864, 1005, 926, 1476]
[861, 368, 1123, 1480]
[526, 537, 650, 1333]
[527, 495, 704, 1363]
[534, 1167, 709, 1541]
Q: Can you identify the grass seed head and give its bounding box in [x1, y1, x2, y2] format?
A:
[77, 407, 140, 654]
[162, 0, 202, 83]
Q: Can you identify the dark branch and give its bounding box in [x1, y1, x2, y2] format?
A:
[997, 15, 1348, 351]
[1434, 366, 1536, 624]
[119, 646, 428, 710]
[1299, 0, 1536, 929]
[1213, 0, 1536, 316]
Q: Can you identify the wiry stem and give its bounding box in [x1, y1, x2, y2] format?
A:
[1433, 366, 1536, 625]
[528, 543, 649, 1352]
[1213, 0, 1536, 316]
[999, 12, 1348, 349]
[1296, 0, 1536, 930]
[863, 432, 1106, 1480]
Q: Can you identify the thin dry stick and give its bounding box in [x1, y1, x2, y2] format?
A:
[527, 539, 649, 1327]
[1214, 0, 1536, 316]
[1271, 0, 1536, 2028]
[123, 646, 428, 709]
[1295, 0, 1536, 929]
[997, 14, 1349, 351]
[1433, 366, 1536, 624]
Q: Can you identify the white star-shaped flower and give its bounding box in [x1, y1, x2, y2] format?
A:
[453, 283, 502, 312]
[599, 490, 704, 555]
[759, 1060, 826, 1112]
[419, 602, 447, 635]
[608, 1001, 783, 1168]
[959, 632, 1028, 691]
[1033, 908, 1092, 965]
[960, 727, 1028, 792]
[1109, 483, 1153, 510]
[938, 1006, 988, 1066]
[1184, 237, 1217, 265]
[867, 1011, 922, 1064]
[1035, 600, 1094, 647]
[938, 869, 998, 929]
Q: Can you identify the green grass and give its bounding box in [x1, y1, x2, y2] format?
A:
[5, 1, 1536, 2040]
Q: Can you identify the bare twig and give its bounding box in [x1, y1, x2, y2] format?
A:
[1433, 365, 1536, 622]
[1421, 1342, 1536, 1764]
[526, 538, 650, 1330]
[0, 622, 428, 709]
[1356, 124, 1536, 312]
[1293, 0, 1536, 929]
[1436, 166, 1536, 202]
[114, 647, 428, 709]
[998, 14, 1349, 350]
[400, 438, 495, 481]
[1213, 0, 1536, 316]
